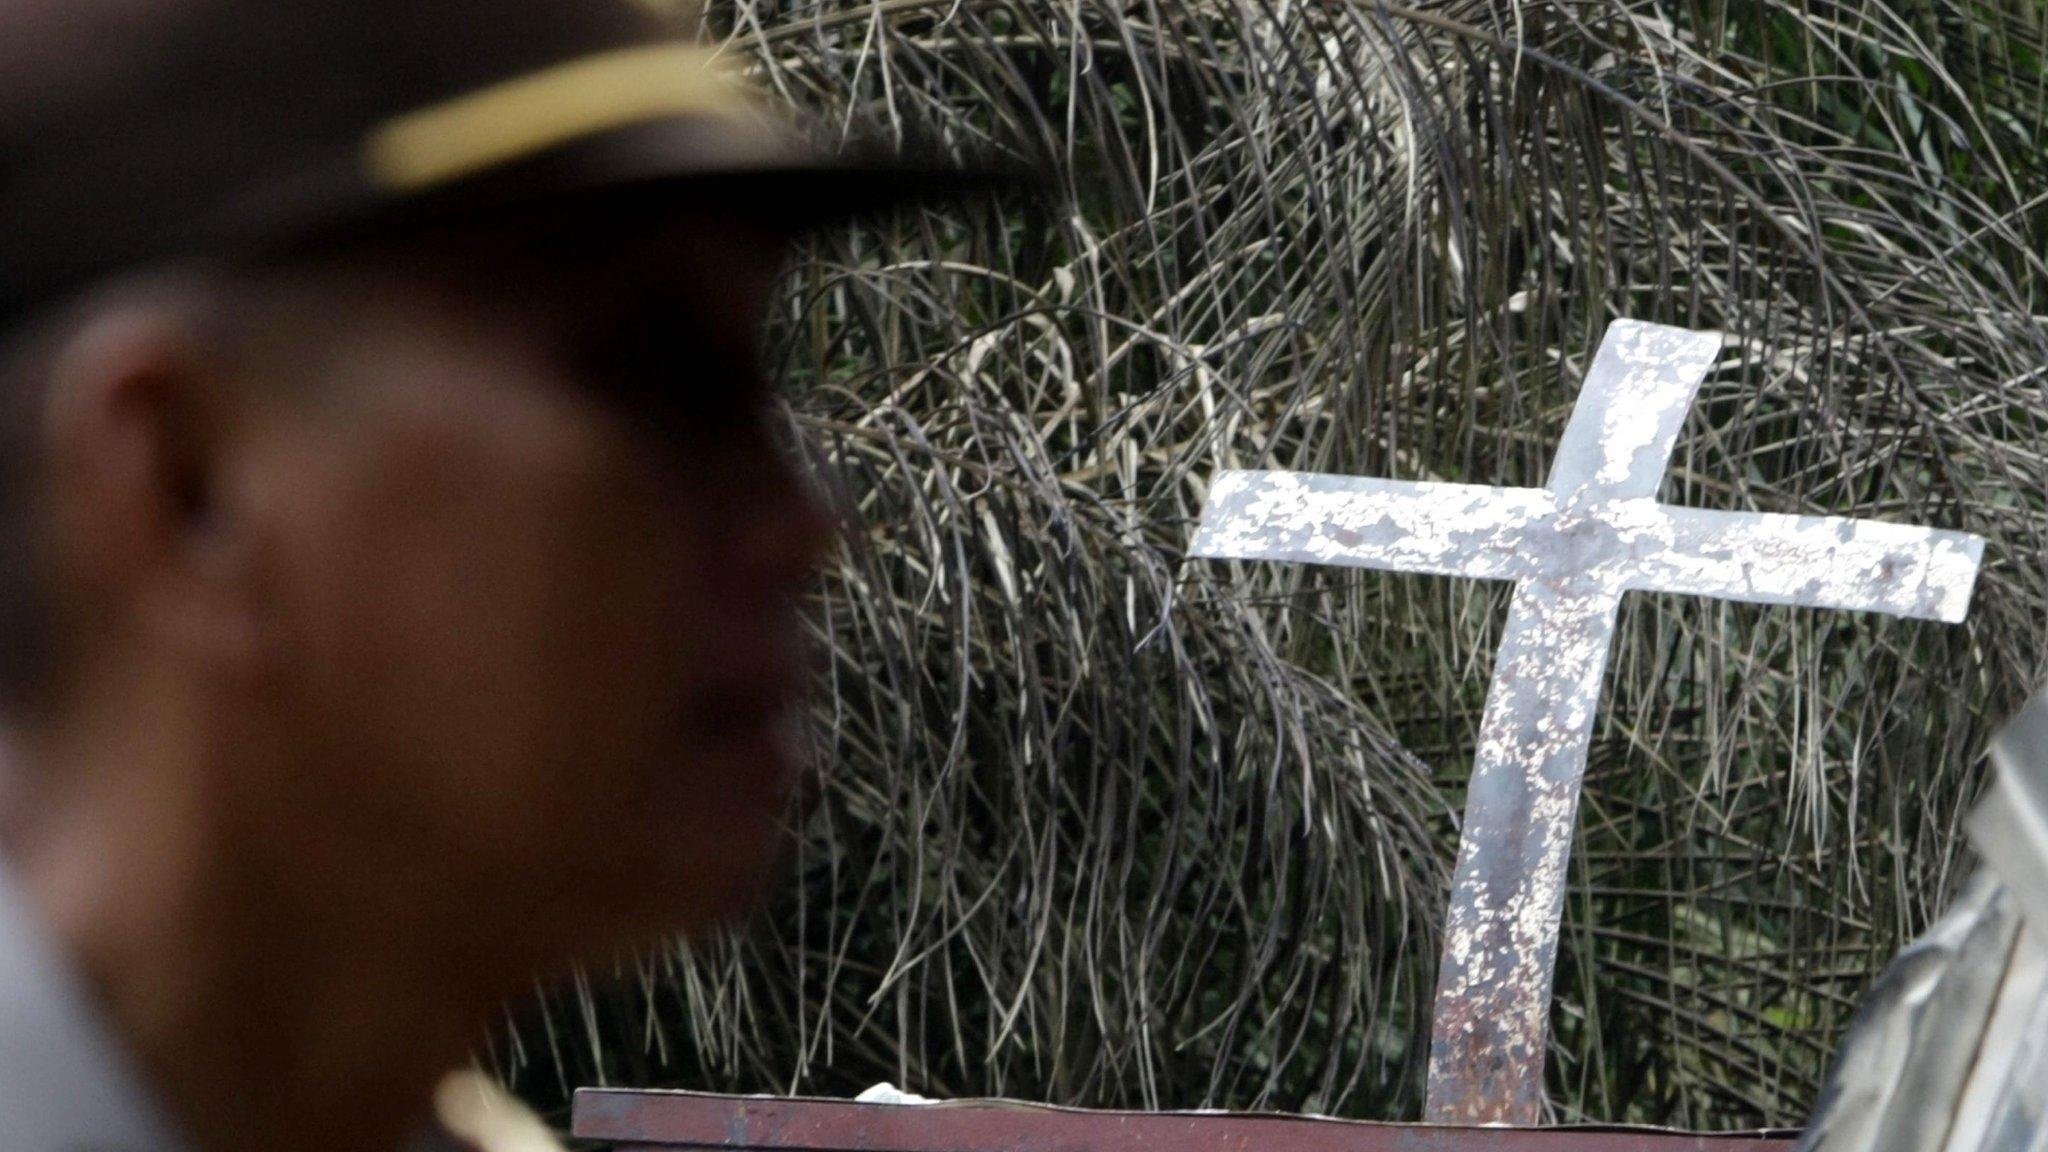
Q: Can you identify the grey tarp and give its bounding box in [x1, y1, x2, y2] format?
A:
[1799, 694, 2048, 1152]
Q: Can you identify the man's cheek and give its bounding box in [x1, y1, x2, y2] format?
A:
[665, 758, 800, 926]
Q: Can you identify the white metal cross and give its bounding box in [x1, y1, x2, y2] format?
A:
[1190, 320, 1985, 1125]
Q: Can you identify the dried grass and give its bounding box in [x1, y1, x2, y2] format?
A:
[503, 0, 2048, 1127]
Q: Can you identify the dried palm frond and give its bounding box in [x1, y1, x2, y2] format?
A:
[502, 0, 2048, 1128]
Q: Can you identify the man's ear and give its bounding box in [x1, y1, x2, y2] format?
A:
[41, 298, 262, 672]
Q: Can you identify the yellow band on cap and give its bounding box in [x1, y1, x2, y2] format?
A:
[365, 42, 758, 191]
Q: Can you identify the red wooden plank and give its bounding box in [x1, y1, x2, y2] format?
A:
[573, 1090, 1801, 1152]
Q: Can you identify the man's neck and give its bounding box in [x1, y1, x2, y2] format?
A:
[3, 725, 508, 1152]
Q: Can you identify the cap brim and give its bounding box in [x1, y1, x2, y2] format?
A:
[363, 112, 1039, 245]
[0, 38, 1045, 326]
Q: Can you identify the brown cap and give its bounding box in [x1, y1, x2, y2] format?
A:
[0, 0, 1017, 321]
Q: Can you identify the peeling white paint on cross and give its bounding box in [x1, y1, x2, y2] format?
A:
[1189, 320, 1985, 1126]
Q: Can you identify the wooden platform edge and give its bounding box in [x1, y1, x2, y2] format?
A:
[572, 1088, 1803, 1152]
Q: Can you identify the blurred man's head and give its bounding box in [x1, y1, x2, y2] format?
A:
[0, 1, 1008, 1148]
[0, 2, 868, 963]
[6, 202, 831, 959]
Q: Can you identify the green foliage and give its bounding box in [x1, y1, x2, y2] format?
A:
[505, 0, 2048, 1128]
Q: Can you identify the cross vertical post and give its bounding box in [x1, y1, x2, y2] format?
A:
[1190, 320, 1985, 1125]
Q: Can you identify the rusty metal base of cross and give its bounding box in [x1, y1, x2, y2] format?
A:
[575, 1090, 1801, 1151]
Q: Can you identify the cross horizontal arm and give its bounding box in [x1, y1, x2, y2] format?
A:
[1622, 505, 1984, 622]
[1191, 470, 1552, 583]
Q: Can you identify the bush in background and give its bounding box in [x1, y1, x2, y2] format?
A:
[504, 0, 2048, 1128]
